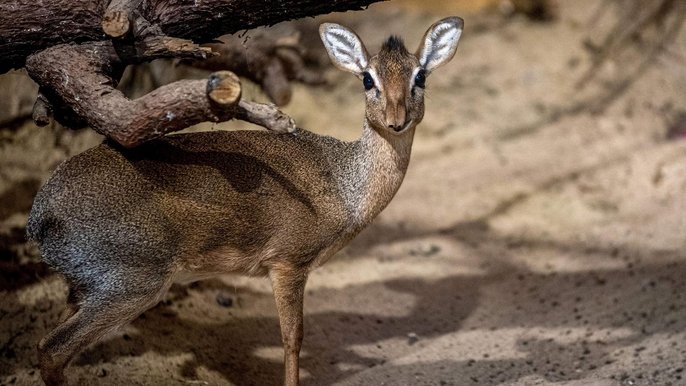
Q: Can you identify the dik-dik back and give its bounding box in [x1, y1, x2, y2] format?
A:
[28, 129, 353, 280]
[29, 17, 463, 386]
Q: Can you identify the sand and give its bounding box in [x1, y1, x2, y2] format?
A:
[1, 1, 686, 385]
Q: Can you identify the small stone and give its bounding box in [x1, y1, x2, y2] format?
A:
[410, 243, 441, 257]
[407, 332, 419, 345]
[216, 293, 234, 308]
[97, 368, 108, 378]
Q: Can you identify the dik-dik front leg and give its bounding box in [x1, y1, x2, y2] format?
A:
[269, 265, 308, 386]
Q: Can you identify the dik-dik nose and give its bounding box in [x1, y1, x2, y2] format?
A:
[385, 99, 408, 132]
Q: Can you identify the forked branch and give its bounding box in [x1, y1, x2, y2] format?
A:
[25, 42, 294, 148]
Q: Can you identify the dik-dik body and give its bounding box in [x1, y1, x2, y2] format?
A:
[28, 17, 463, 386]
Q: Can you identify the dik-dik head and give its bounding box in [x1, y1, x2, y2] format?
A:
[320, 17, 463, 134]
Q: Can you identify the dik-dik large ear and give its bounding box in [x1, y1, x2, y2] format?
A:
[319, 23, 369, 76]
[416, 17, 463, 73]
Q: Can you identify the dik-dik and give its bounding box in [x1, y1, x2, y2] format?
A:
[28, 17, 463, 386]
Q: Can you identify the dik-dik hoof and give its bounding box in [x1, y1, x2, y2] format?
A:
[38, 348, 67, 386]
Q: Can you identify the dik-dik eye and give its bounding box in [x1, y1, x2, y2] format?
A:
[362, 72, 375, 90]
[414, 69, 426, 89]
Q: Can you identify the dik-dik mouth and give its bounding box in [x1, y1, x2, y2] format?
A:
[393, 119, 414, 133]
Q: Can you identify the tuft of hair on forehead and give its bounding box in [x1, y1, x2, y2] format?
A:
[381, 35, 408, 55]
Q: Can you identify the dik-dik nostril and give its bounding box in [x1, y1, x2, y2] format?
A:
[388, 122, 405, 132]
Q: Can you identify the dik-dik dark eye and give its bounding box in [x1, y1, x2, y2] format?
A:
[362, 72, 374, 90]
[414, 69, 426, 89]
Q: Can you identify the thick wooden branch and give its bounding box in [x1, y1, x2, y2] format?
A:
[0, 0, 381, 74]
[145, 0, 378, 43]
[25, 42, 293, 148]
[116, 14, 216, 62]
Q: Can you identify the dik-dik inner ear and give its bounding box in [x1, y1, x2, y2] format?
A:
[319, 23, 370, 77]
[416, 17, 463, 73]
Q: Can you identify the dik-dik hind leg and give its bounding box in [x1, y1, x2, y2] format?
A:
[38, 284, 168, 385]
[269, 266, 308, 386]
[58, 287, 81, 322]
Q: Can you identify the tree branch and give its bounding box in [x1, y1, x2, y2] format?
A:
[0, 0, 381, 74]
[4, 0, 381, 146]
[146, 0, 378, 42]
[25, 42, 293, 147]
[236, 100, 295, 133]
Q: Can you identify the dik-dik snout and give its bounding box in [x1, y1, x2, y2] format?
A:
[320, 17, 463, 134]
[373, 38, 420, 133]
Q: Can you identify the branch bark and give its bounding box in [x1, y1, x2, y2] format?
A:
[26, 42, 293, 148]
[0, 0, 379, 74]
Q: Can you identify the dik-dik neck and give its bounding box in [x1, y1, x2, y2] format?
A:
[345, 119, 415, 227]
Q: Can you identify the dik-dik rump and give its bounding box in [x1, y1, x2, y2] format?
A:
[28, 17, 463, 386]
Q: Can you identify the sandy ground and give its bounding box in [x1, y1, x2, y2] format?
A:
[2, 1, 686, 385]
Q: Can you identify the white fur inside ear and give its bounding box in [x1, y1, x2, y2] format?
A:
[320, 23, 368, 75]
[419, 19, 462, 72]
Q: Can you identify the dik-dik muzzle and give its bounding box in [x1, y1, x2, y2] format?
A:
[382, 68, 411, 132]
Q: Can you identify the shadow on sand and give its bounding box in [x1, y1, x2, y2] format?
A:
[3, 219, 673, 385]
